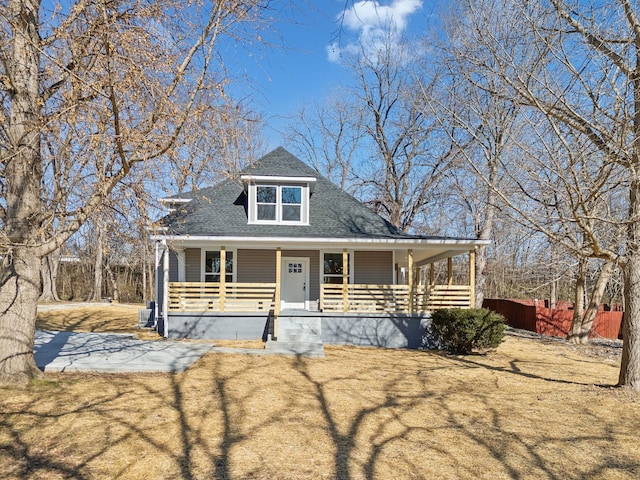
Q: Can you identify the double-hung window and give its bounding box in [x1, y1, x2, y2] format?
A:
[256, 186, 277, 221]
[281, 186, 302, 221]
[323, 252, 351, 284]
[204, 250, 234, 283]
[253, 184, 305, 223]
[242, 175, 315, 225]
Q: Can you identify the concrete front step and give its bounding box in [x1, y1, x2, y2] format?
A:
[278, 328, 322, 341]
[268, 315, 325, 357]
[264, 340, 325, 357]
[280, 333, 324, 344]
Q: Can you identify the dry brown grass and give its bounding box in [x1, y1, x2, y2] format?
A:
[1, 307, 639, 479]
[36, 304, 161, 341]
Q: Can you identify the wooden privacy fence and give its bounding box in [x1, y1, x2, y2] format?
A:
[483, 298, 623, 339]
[320, 284, 472, 314]
[168, 282, 276, 312]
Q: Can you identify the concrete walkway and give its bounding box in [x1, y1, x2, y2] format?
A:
[34, 330, 215, 373]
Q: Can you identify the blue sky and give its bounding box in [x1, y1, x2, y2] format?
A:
[225, 1, 439, 149]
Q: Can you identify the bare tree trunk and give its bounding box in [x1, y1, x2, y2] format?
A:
[569, 257, 587, 341]
[0, 250, 43, 384]
[620, 178, 640, 388]
[92, 228, 104, 301]
[568, 261, 613, 345]
[1, 0, 269, 385]
[474, 229, 492, 307]
[143, 248, 147, 303]
[106, 263, 120, 303]
[0, 0, 44, 385]
[475, 161, 497, 307]
[550, 243, 557, 309]
[39, 250, 60, 302]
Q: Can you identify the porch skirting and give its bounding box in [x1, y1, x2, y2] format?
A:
[162, 311, 432, 349]
[161, 312, 272, 341]
[319, 312, 431, 349]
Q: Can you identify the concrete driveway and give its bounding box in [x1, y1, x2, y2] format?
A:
[34, 330, 214, 373]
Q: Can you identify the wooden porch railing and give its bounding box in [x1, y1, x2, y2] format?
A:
[168, 282, 276, 312]
[414, 285, 473, 311]
[320, 284, 411, 313]
[320, 284, 472, 314]
[168, 282, 471, 314]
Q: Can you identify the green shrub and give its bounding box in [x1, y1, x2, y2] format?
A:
[428, 308, 505, 354]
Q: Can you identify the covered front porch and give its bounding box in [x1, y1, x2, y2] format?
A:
[160, 244, 478, 340]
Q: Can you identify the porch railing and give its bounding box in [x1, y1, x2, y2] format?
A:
[167, 282, 471, 314]
[414, 285, 473, 311]
[320, 283, 472, 314]
[320, 284, 411, 313]
[168, 282, 276, 312]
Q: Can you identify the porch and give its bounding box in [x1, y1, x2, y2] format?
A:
[158, 244, 480, 343]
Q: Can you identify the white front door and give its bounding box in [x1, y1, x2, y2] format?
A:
[281, 257, 309, 310]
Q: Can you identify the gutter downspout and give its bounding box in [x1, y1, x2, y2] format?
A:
[163, 239, 170, 339]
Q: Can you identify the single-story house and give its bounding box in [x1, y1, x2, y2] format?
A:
[150, 147, 488, 350]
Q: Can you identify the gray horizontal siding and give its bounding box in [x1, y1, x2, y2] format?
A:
[185, 248, 201, 282]
[237, 249, 276, 283]
[354, 250, 393, 284]
[169, 250, 178, 282]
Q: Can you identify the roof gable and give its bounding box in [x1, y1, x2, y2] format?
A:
[158, 147, 404, 239]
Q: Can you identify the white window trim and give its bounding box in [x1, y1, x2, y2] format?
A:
[247, 182, 310, 225]
[320, 249, 354, 285]
[201, 248, 237, 283]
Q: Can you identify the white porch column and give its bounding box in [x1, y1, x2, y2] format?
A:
[154, 241, 161, 326]
[219, 247, 226, 312]
[175, 247, 186, 282]
[274, 247, 281, 339]
[342, 249, 349, 312]
[469, 249, 476, 309]
[162, 240, 169, 338]
[408, 249, 414, 315]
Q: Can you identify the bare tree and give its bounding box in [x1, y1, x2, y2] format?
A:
[426, 14, 522, 306]
[285, 92, 365, 192]
[167, 98, 267, 194]
[342, 34, 455, 232]
[451, 0, 640, 387]
[0, 0, 272, 385]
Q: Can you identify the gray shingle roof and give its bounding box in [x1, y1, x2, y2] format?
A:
[158, 147, 419, 239]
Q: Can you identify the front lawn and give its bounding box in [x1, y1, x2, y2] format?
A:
[1, 307, 638, 479]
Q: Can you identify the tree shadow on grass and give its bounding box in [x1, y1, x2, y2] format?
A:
[292, 353, 431, 479]
[453, 352, 617, 387]
[2, 345, 639, 479]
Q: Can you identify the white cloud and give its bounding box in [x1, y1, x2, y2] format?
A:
[328, 0, 423, 62]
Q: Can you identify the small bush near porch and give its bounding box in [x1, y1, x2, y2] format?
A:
[430, 308, 506, 354]
[2, 305, 638, 479]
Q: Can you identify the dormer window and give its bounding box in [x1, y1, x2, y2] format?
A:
[256, 185, 303, 221]
[256, 186, 277, 220]
[242, 175, 315, 225]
